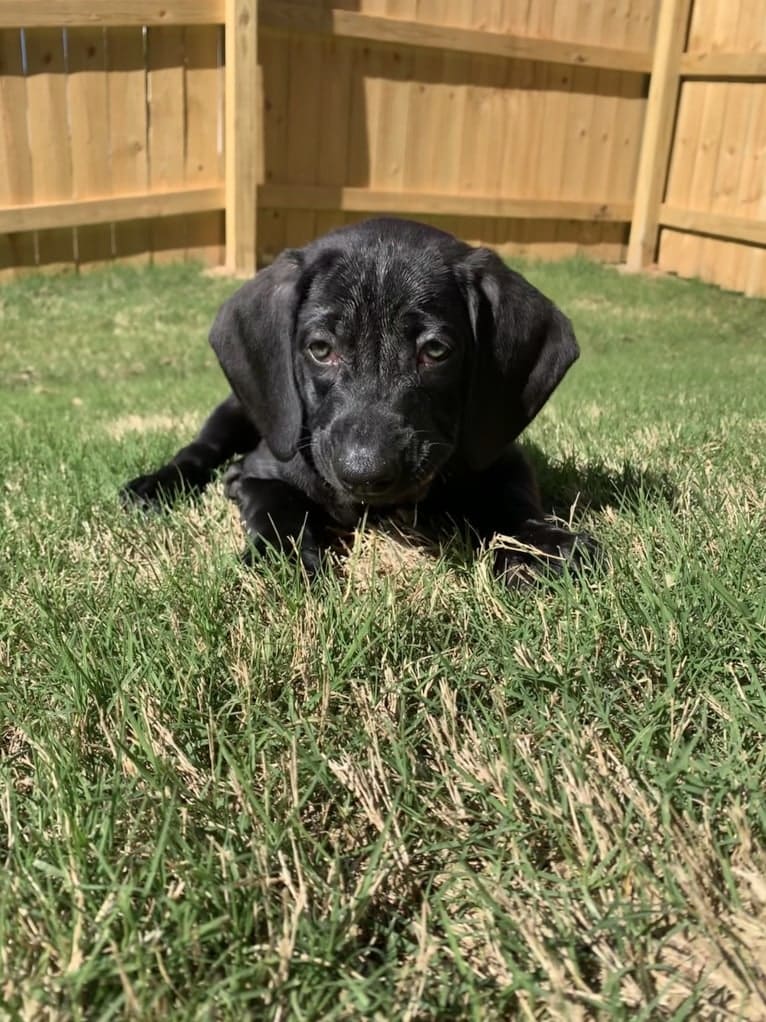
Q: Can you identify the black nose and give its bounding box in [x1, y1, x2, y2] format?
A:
[334, 446, 399, 498]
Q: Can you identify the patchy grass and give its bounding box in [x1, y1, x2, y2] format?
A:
[1, 259, 765, 1020]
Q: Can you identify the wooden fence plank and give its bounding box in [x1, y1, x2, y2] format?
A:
[693, 5, 747, 288]
[67, 26, 114, 266]
[367, 0, 415, 197]
[184, 24, 225, 265]
[494, 37, 531, 259]
[225, 0, 258, 273]
[0, 29, 36, 275]
[384, 0, 416, 198]
[147, 25, 188, 262]
[461, 2, 504, 201]
[701, 81, 753, 290]
[657, 79, 703, 276]
[315, 34, 354, 196]
[626, 0, 692, 271]
[537, 3, 568, 258]
[499, 1, 543, 257]
[582, 0, 630, 263]
[107, 25, 150, 264]
[741, 81, 766, 296]
[283, 28, 321, 248]
[401, 5, 445, 197]
[257, 24, 287, 264]
[677, 4, 738, 282]
[721, 2, 766, 293]
[24, 27, 75, 270]
[609, 0, 650, 262]
[433, 0, 477, 247]
[660, 2, 710, 279]
[508, 1, 554, 259]
[345, 36, 374, 190]
[551, 0, 593, 258]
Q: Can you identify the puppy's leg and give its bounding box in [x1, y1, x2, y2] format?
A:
[224, 462, 326, 577]
[121, 393, 259, 508]
[457, 446, 598, 583]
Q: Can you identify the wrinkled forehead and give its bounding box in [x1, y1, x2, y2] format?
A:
[297, 245, 465, 338]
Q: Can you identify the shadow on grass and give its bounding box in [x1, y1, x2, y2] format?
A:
[521, 442, 678, 517]
[360, 445, 678, 555]
[326, 445, 679, 583]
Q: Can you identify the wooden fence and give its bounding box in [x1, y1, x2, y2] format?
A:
[649, 1, 766, 296]
[0, 0, 764, 296]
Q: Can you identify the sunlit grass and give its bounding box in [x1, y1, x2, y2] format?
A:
[1, 259, 765, 1019]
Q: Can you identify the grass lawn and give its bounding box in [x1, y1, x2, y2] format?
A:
[1, 257, 765, 1020]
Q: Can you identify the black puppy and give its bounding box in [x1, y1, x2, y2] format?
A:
[122, 218, 594, 582]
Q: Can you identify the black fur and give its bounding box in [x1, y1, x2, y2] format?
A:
[122, 218, 595, 582]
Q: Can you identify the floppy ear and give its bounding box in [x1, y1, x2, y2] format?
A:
[455, 247, 579, 471]
[209, 250, 304, 462]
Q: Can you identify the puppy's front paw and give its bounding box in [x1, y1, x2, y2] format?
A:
[121, 455, 217, 509]
[493, 520, 599, 587]
[120, 464, 188, 509]
[222, 459, 245, 502]
[240, 532, 323, 579]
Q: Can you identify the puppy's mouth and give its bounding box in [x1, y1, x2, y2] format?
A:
[343, 470, 437, 507]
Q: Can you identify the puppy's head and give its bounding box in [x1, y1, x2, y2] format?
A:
[211, 219, 578, 504]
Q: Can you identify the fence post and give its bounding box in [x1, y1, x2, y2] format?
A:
[225, 0, 259, 275]
[626, 0, 692, 271]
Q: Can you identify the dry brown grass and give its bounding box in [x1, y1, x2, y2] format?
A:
[324, 686, 766, 1019]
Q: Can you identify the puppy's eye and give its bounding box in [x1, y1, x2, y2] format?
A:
[307, 339, 336, 364]
[418, 339, 452, 365]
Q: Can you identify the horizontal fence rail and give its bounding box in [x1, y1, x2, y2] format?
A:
[659, 206, 766, 248]
[0, 2, 225, 27]
[262, 4, 654, 73]
[0, 0, 764, 295]
[0, 188, 226, 234]
[257, 186, 635, 223]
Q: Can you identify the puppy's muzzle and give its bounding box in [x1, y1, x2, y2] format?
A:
[320, 411, 420, 504]
[333, 443, 401, 501]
